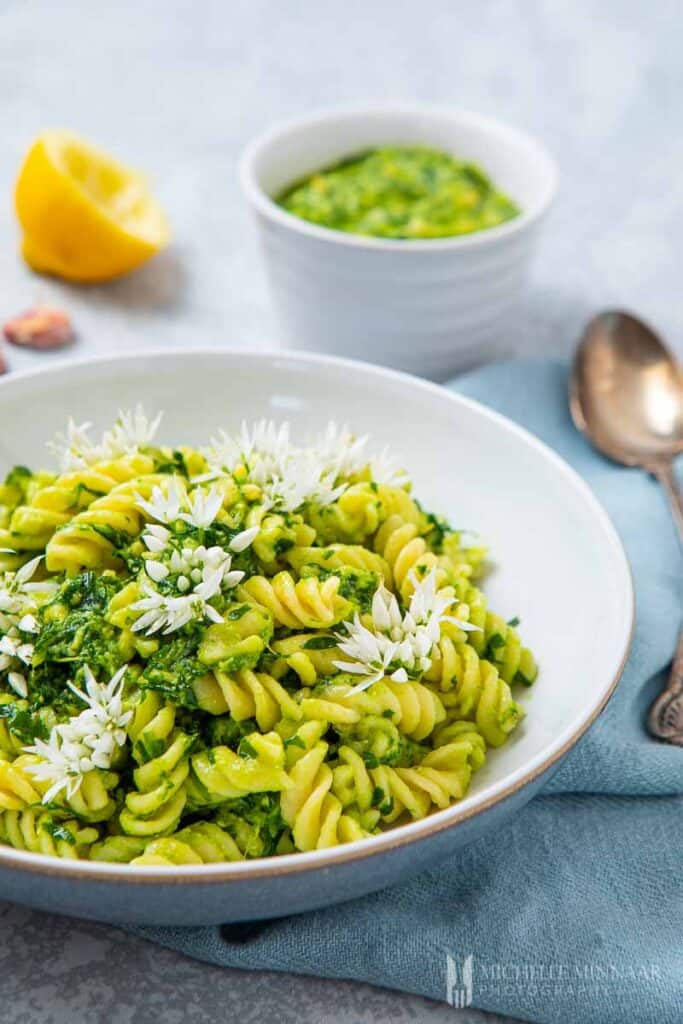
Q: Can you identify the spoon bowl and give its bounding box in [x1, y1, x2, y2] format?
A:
[570, 311, 683, 468]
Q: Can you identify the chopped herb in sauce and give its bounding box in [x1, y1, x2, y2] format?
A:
[278, 146, 519, 240]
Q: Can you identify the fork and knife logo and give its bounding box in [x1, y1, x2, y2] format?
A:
[446, 953, 474, 1009]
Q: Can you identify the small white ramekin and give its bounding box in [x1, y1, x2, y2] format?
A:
[240, 105, 558, 380]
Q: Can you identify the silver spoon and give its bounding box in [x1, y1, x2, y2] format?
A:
[570, 310, 683, 745]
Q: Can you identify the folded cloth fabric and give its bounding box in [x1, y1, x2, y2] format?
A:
[134, 359, 683, 1024]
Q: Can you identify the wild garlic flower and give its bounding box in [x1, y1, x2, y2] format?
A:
[0, 558, 55, 698]
[136, 480, 237, 533]
[23, 665, 132, 803]
[200, 419, 412, 511]
[141, 529, 256, 582]
[132, 477, 258, 634]
[334, 570, 477, 691]
[0, 556, 57, 632]
[368, 449, 411, 488]
[47, 419, 99, 471]
[249, 447, 346, 513]
[333, 614, 399, 691]
[48, 406, 162, 471]
[132, 542, 244, 634]
[202, 420, 347, 513]
[178, 486, 224, 530]
[314, 422, 411, 488]
[0, 633, 35, 698]
[130, 582, 226, 635]
[314, 422, 370, 479]
[143, 544, 243, 596]
[203, 420, 293, 479]
[135, 477, 187, 525]
[100, 405, 163, 459]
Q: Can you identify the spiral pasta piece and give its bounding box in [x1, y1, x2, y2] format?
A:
[374, 484, 423, 526]
[270, 633, 340, 686]
[131, 822, 244, 866]
[238, 572, 351, 630]
[0, 722, 24, 759]
[0, 468, 54, 570]
[424, 633, 460, 692]
[280, 737, 370, 851]
[118, 693, 193, 837]
[0, 466, 51, 528]
[305, 484, 387, 543]
[285, 544, 390, 581]
[370, 735, 486, 823]
[0, 755, 42, 810]
[424, 637, 484, 708]
[0, 453, 154, 559]
[187, 732, 290, 809]
[246, 509, 317, 573]
[193, 668, 302, 728]
[35, 762, 119, 823]
[0, 750, 118, 822]
[438, 531, 488, 581]
[330, 745, 382, 830]
[431, 719, 487, 763]
[473, 664, 524, 748]
[45, 473, 168, 574]
[62, 771, 120, 823]
[455, 582, 538, 686]
[431, 644, 524, 747]
[90, 835, 148, 863]
[395, 740, 484, 806]
[482, 608, 537, 686]
[131, 836, 203, 866]
[372, 515, 442, 599]
[329, 731, 483, 827]
[0, 809, 98, 859]
[0, 695, 37, 757]
[300, 678, 446, 741]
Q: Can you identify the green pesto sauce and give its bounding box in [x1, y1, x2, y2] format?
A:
[277, 146, 520, 240]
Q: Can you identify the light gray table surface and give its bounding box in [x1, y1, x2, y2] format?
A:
[0, 0, 678, 1020]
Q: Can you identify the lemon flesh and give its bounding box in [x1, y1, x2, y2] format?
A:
[15, 131, 170, 282]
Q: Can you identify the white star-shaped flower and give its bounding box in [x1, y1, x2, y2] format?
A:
[130, 583, 224, 635]
[333, 614, 399, 693]
[0, 556, 57, 633]
[135, 477, 186, 524]
[46, 419, 100, 471]
[101, 405, 162, 459]
[314, 422, 369, 479]
[333, 570, 479, 691]
[48, 407, 162, 471]
[24, 665, 132, 803]
[178, 486, 223, 529]
[368, 448, 411, 488]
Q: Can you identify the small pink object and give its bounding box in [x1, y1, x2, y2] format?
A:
[0, 346, 6, 374]
[3, 305, 74, 350]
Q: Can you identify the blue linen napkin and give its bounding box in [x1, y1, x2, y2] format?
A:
[135, 359, 683, 1024]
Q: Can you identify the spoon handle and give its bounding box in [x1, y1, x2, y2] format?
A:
[649, 460, 683, 549]
[647, 459, 683, 744]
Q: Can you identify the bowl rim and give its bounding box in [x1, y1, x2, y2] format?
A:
[239, 102, 559, 253]
[0, 347, 633, 884]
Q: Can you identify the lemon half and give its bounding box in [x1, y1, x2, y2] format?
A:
[15, 131, 170, 282]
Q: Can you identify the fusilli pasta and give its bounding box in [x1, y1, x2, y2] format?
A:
[0, 412, 537, 864]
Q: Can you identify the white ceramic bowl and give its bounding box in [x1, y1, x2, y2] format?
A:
[240, 106, 558, 380]
[0, 350, 631, 924]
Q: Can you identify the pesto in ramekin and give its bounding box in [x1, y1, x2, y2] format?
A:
[277, 146, 519, 240]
